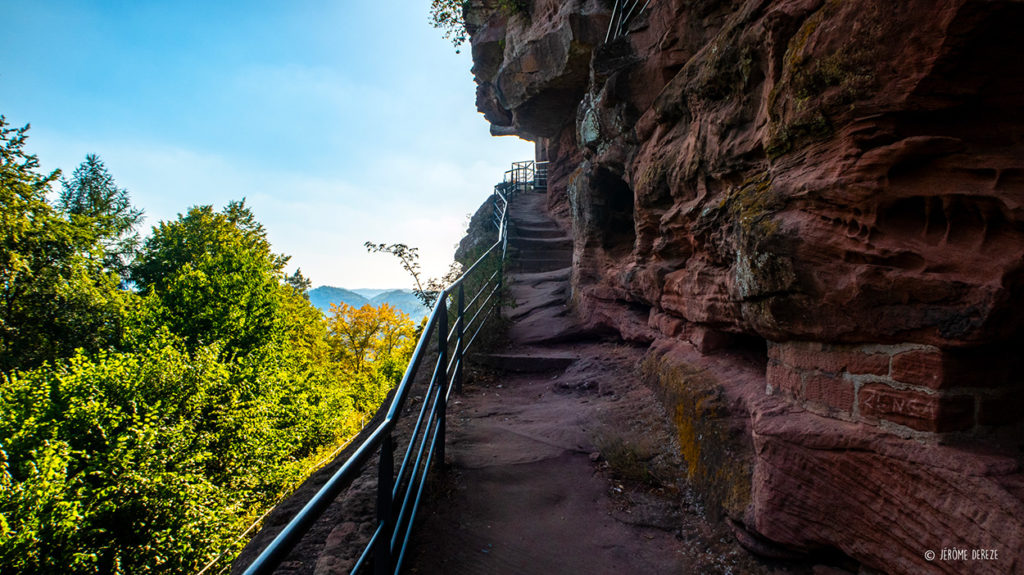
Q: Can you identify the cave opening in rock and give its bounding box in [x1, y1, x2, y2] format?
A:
[728, 333, 769, 371]
[594, 167, 636, 255]
[953, 4, 1024, 121]
[907, 3, 1024, 143]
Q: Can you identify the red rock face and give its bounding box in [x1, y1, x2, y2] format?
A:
[466, 0, 1024, 573]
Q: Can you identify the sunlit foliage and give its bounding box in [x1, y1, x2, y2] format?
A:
[429, 0, 469, 50]
[327, 303, 418, 412]
[58, 154, 144, 283]
[0, 118, 127, 371]
[0, 121, 415, 573]
[429, 0, 530, 52]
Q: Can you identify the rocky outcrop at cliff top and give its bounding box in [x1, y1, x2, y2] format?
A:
[465, 0, 1024, 573]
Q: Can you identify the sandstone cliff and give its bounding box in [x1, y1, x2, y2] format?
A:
[464, 1, 1024, 573]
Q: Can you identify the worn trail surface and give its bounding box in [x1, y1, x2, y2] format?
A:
[405, 192, 798, 575]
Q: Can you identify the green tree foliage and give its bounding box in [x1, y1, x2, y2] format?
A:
[0, 119, 128, 371]
[58, 154, 144, 282]
[285, 267, 312, 298]
[132, 201, 290, 356]
[430, 0, 469, 50]
[0, 335, 363, 574]
[0, 120, 420, 573]
[326, 302, 417, 412]
[430, 0, 529, 51]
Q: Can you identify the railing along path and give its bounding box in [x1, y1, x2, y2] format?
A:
[606, 0, 651, 42]
[242, 160, 543, 575]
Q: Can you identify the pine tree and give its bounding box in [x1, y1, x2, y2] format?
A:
[0, 120, 126, 370]
[59, 154, 144, 282]
[285, 268, 312, 298]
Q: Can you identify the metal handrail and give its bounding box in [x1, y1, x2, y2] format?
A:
[240, 160, 540, 575]
[534, 161, 549, 190]
[605, 0, 651, 42]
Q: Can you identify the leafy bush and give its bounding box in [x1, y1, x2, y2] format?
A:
[0, 120, 418, 573]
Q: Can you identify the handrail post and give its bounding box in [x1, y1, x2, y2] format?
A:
[499, 213, 506, 309]
[606, 0, 621, 42]
[455, 284, 465, 395]
[375, 433, 395, 575]
[498, 163, 513, 312]
[436, 296, 448, 465]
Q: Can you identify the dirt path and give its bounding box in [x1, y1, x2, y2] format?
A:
[404, 192, 806, 575]
[409, 344, 687, 574]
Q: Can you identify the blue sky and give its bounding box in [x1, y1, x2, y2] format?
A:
[1, 0, 533, 288]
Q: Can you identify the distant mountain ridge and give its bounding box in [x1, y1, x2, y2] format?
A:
[307, 287, 369, 310]
[307, 286, 429, 321]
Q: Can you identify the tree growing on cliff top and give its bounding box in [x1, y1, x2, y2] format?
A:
[430, 0, 468, 50]
[430, 0, 530, 50]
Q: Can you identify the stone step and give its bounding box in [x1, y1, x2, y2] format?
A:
[514, 259, 572, 273]
[510, 259, 572, 273]
[509, 213, 561, 225]
[509, 267, 572, 284]
[514, 248, 571, 257]
[511, 227, 567, 239]
[509, 209, 558, 220]
[509, 236, 573, 250]
[509, 211, 559, 221]
[510, 219, 562, 230]
[516, 248, 572, 259]
[472, 353, 576, 373]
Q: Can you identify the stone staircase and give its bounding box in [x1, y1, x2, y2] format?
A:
[500, 191, 584, 346]
[506, 191, 572, 274]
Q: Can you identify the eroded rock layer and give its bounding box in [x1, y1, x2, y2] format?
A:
[465, 0, 1024, 573]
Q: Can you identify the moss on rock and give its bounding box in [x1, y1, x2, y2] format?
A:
[641, 352, 753, 521]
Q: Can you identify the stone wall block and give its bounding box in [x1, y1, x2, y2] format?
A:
[804, 373, 856, 414]
[859, 384, 975, 433]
